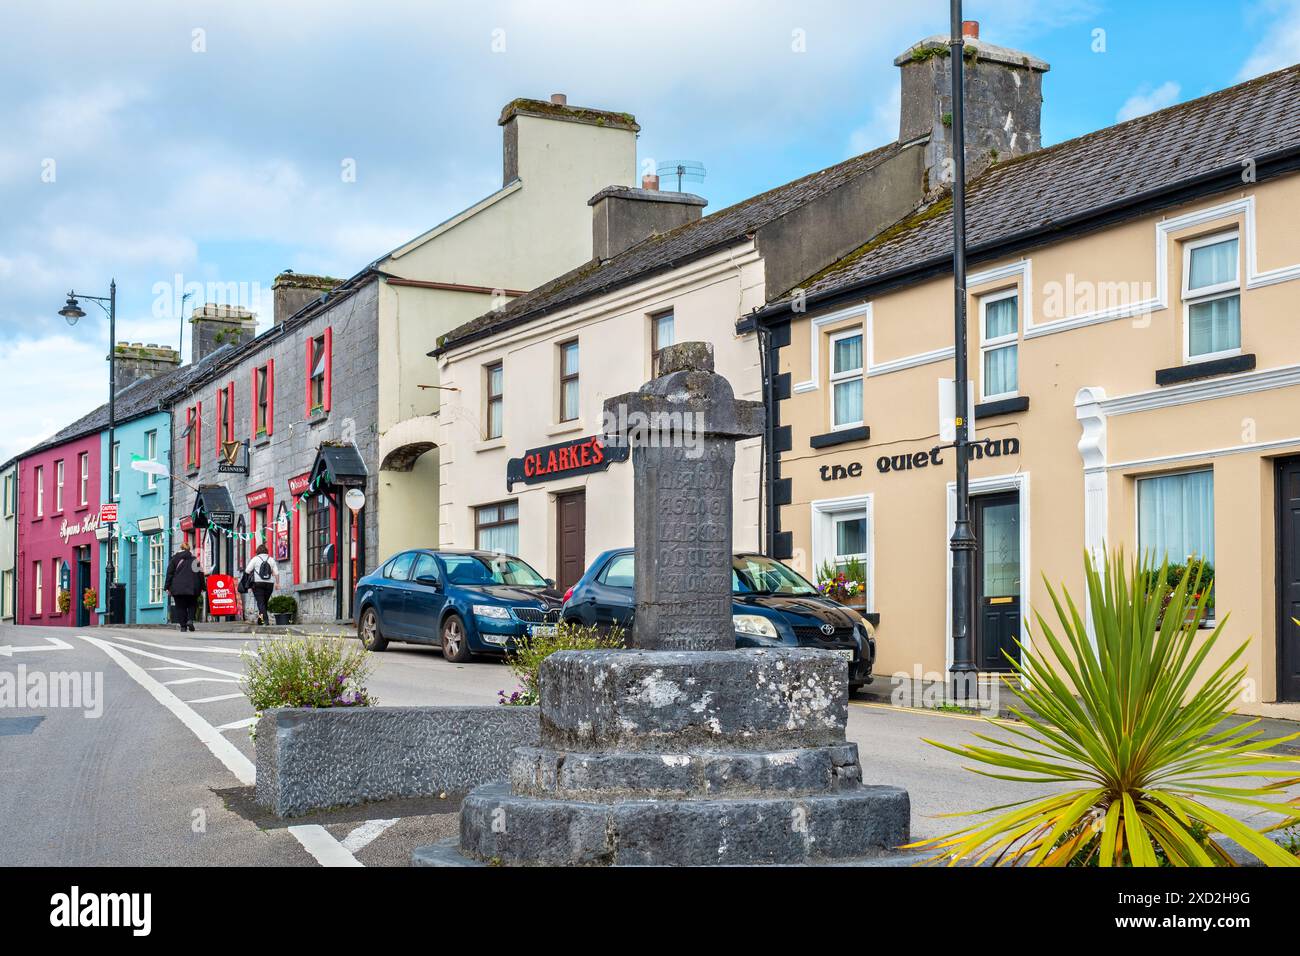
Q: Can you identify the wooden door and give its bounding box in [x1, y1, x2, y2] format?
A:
[555, 491, 587, 594]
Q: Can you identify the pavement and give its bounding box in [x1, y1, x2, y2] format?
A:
[2, 621, 1297, 866]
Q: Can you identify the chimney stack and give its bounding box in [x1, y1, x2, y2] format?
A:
[588, 185, 707, 262]
[189, 303, 256, 364]
[642, 173, 659, 191]
[498, 95, 639, 187]
[550, 93, 567, 106]
[272, 271, 339, 326]
[895, 28, 1049, 192]
[111, 342, 180, 391]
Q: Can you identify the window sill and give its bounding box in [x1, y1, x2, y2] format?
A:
[253, 435, 272, 449]
[1156, 353, 1256, 386]
[309, 408, 330, 426]
[547, 420, 585, 439]
[292, 581, 335, 595]
[974, 395, 1029, 419]
[140, 488, 158, 497]
[476, 437, 507, 453]
[810, 426, 870, 449]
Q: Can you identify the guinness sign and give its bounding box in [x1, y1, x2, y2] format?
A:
[218, 439, 249, 475]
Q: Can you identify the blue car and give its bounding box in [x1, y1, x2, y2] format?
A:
[562, 549, 875, 688]
[354, 549, 563, 662]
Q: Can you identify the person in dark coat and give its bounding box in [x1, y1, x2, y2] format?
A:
[164, 543, 205, 632]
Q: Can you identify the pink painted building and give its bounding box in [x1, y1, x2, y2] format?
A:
[16, 430, 103, 627]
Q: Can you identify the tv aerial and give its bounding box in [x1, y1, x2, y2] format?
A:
[656, 160, 707, 193]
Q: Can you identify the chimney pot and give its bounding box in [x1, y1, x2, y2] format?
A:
[642, 173, 659, 191]
[550, 93, 567, 106]
[962, 20, 979, 38]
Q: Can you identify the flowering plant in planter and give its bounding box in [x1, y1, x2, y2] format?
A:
[240, 635, 376, 711]
[82, 588, 98, 613]
[815, 558, 866, 605]
[499, 620, 626, 706]
[56, 589, 72, 615]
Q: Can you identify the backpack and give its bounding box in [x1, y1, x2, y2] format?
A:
[257, 557, 273, 581]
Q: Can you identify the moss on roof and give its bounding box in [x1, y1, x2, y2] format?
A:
[498, 98, 639, 132]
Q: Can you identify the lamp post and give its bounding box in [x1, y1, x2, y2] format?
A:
[947, 1, 978, 701]
[59, 281, 119, 616]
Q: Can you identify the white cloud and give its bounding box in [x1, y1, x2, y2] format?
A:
[1238, 0, 1300, 79]
[1116, 81, 1182, 122]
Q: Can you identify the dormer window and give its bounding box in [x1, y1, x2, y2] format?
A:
[1183, 231, 1241, 362]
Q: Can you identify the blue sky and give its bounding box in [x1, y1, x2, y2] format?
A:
[2, 0, 1299, 460]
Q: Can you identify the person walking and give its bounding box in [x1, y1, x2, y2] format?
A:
[164, 542, 205, 632]
[245, 543, 278, 626]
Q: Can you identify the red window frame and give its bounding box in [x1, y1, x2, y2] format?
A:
[215, 382, 235, 456]
[252, 360, 275, 436]
[186, 403, 202, 470]
[305, 328, 332, 416]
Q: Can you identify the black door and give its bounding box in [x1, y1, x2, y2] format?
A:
[973, 491, 1021, 672]
[76, 550, 91, 628]
[1277, 457, 1300, 701]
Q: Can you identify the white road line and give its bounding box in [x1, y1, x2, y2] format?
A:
[92, 640, 244, 678]
[340, 818, 400, 853]
[163, 677, 241, 686]
[186, 692, 245, 704]
[95, 633, 247, 656]
[81, 635, 361, 868]
[147, 666, 195, 672]
[216, 717, 259, 732]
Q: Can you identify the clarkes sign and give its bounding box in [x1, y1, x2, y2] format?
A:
[506, 435, 629, 491]
[820, 437, 1021, 482]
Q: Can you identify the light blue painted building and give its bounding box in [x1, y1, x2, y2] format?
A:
[96, 347, 183, 625]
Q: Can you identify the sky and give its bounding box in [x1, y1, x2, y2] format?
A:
[2, 0, 1299, 462]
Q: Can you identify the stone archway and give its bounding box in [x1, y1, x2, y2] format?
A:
[378, 416, 439, 472]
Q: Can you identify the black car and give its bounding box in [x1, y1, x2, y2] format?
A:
[562, 549, 875, 688]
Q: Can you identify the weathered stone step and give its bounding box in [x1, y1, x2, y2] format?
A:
[541, 648, 850, 752]
[458, 781, 910, 866]
[510, 744, 862, 800]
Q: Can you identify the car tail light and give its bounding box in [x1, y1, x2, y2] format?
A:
[562, 586, 574, 604]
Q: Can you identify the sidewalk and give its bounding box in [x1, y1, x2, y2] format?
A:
[102, 621, 356, 639]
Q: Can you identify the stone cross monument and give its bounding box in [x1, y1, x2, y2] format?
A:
[418, 343, 909, 866]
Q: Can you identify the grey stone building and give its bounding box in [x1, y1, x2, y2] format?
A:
[164, 272, 379, 624]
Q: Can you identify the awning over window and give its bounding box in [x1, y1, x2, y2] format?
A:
[191, 484, 236, 528]
[310, 442, 368, 489]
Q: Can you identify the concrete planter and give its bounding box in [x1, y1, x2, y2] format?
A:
[254, 705, 539, 818]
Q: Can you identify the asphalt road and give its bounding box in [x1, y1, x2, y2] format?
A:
[1, 621, 1292, 866]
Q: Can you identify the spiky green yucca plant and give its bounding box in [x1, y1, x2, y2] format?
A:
[908, 552, 1300, 866]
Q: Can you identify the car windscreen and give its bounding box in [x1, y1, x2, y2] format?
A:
[441, 554, 547, 588]
[732, 556, 818, 596]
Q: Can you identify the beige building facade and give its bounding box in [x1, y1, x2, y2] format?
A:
[758, 65, 1300, 716]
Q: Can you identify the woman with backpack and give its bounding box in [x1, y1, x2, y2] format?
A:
[244, 543, 278, 626]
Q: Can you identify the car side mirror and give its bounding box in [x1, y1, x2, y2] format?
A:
[545, 578, 555, 588]
[415, 575, 441, 589]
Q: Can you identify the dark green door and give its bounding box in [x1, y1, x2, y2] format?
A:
[974, 492, 1020, 672]
[1278, 457, 1300, 701]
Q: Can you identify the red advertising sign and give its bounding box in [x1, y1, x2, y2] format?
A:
[246, 487, 273, 509]
[288, 473, 312, 497]
[99, 502, 118, 523]
[206, 574, 240, 616]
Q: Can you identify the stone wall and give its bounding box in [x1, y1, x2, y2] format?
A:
[254, 705, 540, 817]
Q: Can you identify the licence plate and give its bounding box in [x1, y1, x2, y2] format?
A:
[833, 649, 854, 662]
[530, 625, 558, 639]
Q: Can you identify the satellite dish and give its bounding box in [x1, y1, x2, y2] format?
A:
[656, 160, 707, 193]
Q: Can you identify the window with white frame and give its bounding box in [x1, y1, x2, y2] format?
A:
[33, 560, 43, 615]
[144, 430, 158, 489]
[980, 290, 1019, 400]
[558, 340, 580, 422]
[828, 328, 864, 429]
[651, 310, 675, 376]
[34, 465, 43, 517]
[1183, 231, 1240, 361]
[811, 496, 873, 609]
[54, 460, 64, 512]
[148, 534, 166, 605]
[485, 361, 504, 440]
[2, 472, 12, 516]
[78, 452, 88, 506]
[1138, 469, 1214, 565]
[111, 442, 120, 501]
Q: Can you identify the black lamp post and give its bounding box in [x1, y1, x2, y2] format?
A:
[59, 281, 118, 612]
[947, 0, 978, 700]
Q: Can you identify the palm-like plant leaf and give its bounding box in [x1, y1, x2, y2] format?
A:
[905, 551, 1300, 866]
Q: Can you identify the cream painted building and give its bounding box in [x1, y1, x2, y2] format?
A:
[755, 62, 1300, 716]
[371, 96, 639, 558]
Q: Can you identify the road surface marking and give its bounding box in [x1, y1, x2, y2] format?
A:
[147, 666, 195, 672]
[186, 692, 245, 704]
[0, 636, 74, 656]
[91, 640, 244, 679]
[163, 677, 241, 686]
[340, 818, 400, 853]
[95, 633, 246, 656]
[850, 699, 1018, 726]
[81, 635, 361, 868]
[216, 717, 258, 732]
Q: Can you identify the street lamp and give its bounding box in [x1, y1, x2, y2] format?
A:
[58, 281, 119, 621]
[948, 0, 978, 701]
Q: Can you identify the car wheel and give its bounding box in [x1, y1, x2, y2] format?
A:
[440, 614, 472, 663]
[358, 607, 389, 651]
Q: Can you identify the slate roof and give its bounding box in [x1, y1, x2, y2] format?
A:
[766, 62, 1300, 311]
[434, 140, 907, 352]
